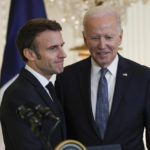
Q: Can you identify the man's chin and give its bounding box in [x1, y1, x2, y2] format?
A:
[56, 68, 64, 74]
[95, 60, 110, 68]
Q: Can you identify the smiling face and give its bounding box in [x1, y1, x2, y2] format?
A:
[24, 30, 67, 79]
[83, 13, 123, 68]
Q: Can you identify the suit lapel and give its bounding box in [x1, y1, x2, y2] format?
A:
[106, 55, 132, 135]
[20, 68, 59, 115]
[77, 57, 102, 139]
[35, 85, 59, 115]
[77, 57, 91, 114]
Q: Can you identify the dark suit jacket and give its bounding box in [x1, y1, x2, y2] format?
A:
[0, 68, 66, 150]
[55, 55, 150, 150]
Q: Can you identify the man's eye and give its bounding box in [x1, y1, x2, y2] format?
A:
[61, 43, 65, 47]
[90, 37, 99, 40]
[105, 36, 113, 40]
[49, 46, 57, 50]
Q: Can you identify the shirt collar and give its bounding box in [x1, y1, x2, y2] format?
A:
[25, 65, 51, 87]
[91, 54, 119, 77]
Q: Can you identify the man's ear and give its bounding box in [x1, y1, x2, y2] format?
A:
[82, 31, 88, 46]
[23, 48, 37, 61]
[119, 29, 123, 45]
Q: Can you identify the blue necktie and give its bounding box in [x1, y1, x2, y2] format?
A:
[95, 68, 109, 139]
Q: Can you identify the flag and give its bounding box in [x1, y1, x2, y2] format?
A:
[0, 0, 47, 88]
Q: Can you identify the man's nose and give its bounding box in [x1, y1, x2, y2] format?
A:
[98, 37, 106, 49]
[59, 47, 67, 58]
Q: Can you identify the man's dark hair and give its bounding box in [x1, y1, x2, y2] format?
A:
[16, 18, 62, 62]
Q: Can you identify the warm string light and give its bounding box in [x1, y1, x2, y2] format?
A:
[47, 0, 149, 39]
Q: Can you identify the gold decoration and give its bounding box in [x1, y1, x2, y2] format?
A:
[55, 139, 87, 150]
[70, 44, 90, 58]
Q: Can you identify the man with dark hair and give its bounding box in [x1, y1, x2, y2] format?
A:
[55, 6, 150, 150]
[0, 18, 67, 150]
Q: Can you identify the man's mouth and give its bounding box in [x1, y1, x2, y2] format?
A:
[97, 51, 109, 56]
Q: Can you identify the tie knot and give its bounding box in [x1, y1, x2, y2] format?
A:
[46, 82, 54, 91]
[101, 68, 108, 77]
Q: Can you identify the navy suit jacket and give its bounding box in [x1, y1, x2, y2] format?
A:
[0, 68, 66, 150]
[55, 55, 150, 150]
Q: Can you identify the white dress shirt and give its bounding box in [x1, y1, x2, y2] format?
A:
[90, 55, 119, 119]
[25, 65, 54, 100]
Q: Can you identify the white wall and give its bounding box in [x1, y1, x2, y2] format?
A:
[120, 0, 150, 67]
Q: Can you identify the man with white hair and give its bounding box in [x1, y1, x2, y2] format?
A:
[55, 6, 150, 150]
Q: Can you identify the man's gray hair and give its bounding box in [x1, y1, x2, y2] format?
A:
[83, 6, 122, 34]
